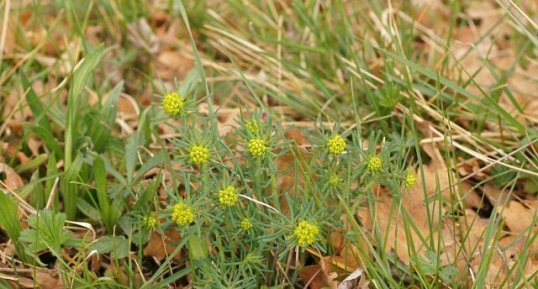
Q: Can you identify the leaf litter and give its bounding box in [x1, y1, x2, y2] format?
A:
[1, 1, 538, 288]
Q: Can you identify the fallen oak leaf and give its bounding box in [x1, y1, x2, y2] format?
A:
[299, 265, 329, 289]
[0, 162, 24, 190]
[34, 270, 63, 289]
[143, 230, 183, 261]
[501, 201, 536, 235]
[337, 268, 366, 289]
[299, 256, 339, 289]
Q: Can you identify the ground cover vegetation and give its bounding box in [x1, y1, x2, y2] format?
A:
[1, 0, 538, 288]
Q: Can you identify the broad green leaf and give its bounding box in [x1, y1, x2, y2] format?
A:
[89, 236, 130, 259]
[19, 210, 73, 258]
[188, 234, 209, 261]
[0, 192, 22, 241]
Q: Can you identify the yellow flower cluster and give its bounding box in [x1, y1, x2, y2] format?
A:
[293, 220, 320, 247]
[367, 155, 382, 172]
[247, 138, 267, 157]
[161, 92, 185, 117]
[218, 186, 239, 207]
[327, 135, 346, 155]
[328, 173, 341, 186]
[246, 119, 259, 134]
[171, 203, 195, 226]
[240, 218, 253, 231]
[189, 144, 210, 165]
[143, 214, 158, 230]
[405, 172, 417, 188]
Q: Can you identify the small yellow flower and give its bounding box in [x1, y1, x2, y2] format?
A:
[405, 172, 417, 188]
[246, 119, 259, 134]
[161, 92, 185, 117]
[171, 202, 195, 226]
[143, 214, 158, 230]
[189, 144, 210, 165]
[327, 135, 346, 155]
[247, 138, 267, 157]
[328, 174, 341, 186]
[293, 220, 320, 247]
[218, 186, 239, 207]
[367, 155, 382, 172]
[240, 218, 253, 231]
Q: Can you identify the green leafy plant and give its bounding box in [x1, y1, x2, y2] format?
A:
[19, 210, 79, 258]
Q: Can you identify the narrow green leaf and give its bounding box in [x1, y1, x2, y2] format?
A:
[133, 176, 159, 212]
[28, 125, 63, 157]
[133, 151, 166, 182]
[21, 73, 52, 131]
[77, 198, 102, 221]
[137, 107, 152, 146]
[373, 45, 526, 134]
[61, 154, 83, 220]
[103, 81, 123, 125]
[44, 153, 58, 208]
[94, 156, 111, 229]
[125, 134, 139, 185]
[65, 45, 105, 169]
[15, 154, 48, 174]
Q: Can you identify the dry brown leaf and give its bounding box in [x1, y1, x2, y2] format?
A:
[470, 253, 506, 287]
[454, 209, 487, 261]
[0, 162, 25, 189]
[34, 271, 63, 289]
[461, 182, 486, 211]
[10, 276, 35, 288]
[104, 263, 142, 288]
[357, 193, 436, 265]
[117, 95, 139, 120]
[482, 183, 507, 205]
[284, 127, 309, 146]
[89, 253, 102, 273]
[27, 137, 42, 156]
[299, 257, 338, 289]
[337, 268, 368, 289]
[505, 69, 538, 124]
[3, 270, 61, 289]
[127, 18, 159, 55]
[149, 9, 170, 29]
[457, 157, 487, 180]
[143, 230, 183, 261]
[299, 265, 329, 289]
[330, 216, 367, 271]
[155, 50, 195, 81]
[501, 201, 535, 235]
[16, 152, 30, 166]
[330, 230, 346, 255]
